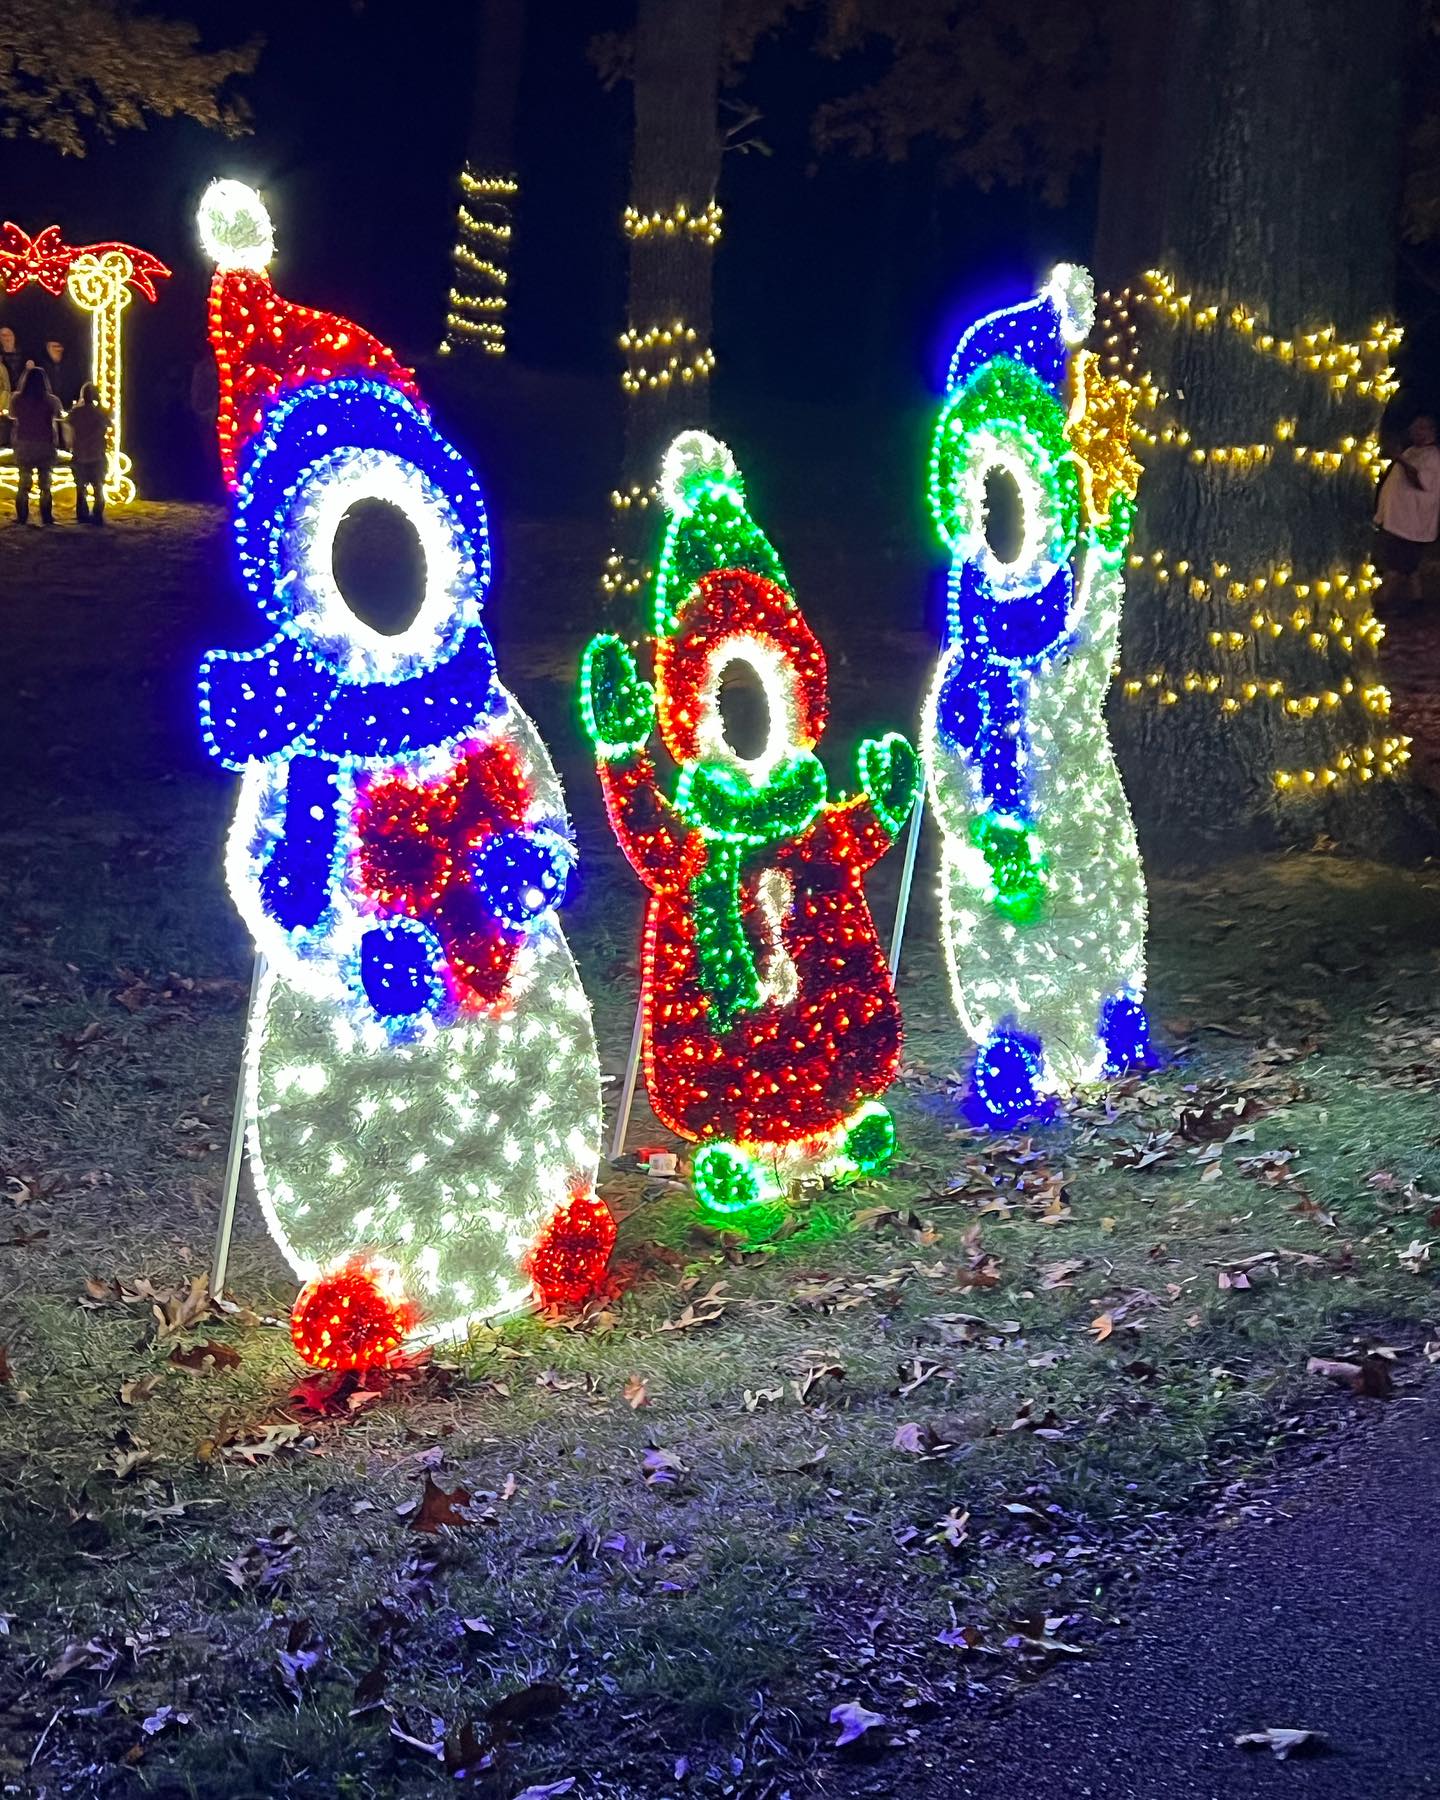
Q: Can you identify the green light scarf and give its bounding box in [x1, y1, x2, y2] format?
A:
[674, 753, 827, 1034]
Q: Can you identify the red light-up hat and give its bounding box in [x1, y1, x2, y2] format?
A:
[198, 177, 423, 489]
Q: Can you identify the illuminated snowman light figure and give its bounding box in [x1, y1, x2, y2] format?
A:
[922, 263, 1151, 1125]
[199, 371, 609, 1365]
[580, 431, 918, 1217]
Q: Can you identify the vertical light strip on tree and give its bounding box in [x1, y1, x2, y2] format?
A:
[604, 0, 724, 603]
[439, 166, 517, 359]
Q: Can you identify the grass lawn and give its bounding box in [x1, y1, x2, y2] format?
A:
[1, 506, 1437, 1798]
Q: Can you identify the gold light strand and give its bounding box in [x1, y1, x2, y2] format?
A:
[1120, 670, 1391, 718]
[600, 549, 648, 598]
[1131, 416, 1384, 478]
[460, 170, 518, 197]
[63, 252, 139, 504]
[1128, 550, 1383, 645]
[1127, 271, 1401, 398]
[600, 488, 656, 601]
[618, 319, 715, 394]
[440, 164, 517, 358]
[622, 199, 722, 245]
[1274, 737, 1411, 791]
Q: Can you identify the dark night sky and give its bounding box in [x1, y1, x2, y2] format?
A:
[2, 0, 1094, 515]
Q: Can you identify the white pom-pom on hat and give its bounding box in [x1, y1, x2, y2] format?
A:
[1044, 262, 1095, 346]
[198, 178, 275, 273]
[659, 429, 742, 516]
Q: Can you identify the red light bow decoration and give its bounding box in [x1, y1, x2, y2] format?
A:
[0, 223, 170, 301]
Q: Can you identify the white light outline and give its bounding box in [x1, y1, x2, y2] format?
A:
[282, 447, 472, 682]
[691, 631, 804, 787]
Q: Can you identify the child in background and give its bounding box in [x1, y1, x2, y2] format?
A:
[66, 383, 111, 525]
[1375, 412, 1440, 611]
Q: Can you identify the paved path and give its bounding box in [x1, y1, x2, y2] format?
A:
[921, 1383, 1440, 1799]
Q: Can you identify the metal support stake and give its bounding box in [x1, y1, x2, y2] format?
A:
[888, 788, 926, 983]
[210, 953, 265, 1300]
[609, 988, 646, 1162]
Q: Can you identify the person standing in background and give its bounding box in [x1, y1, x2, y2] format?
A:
[39, 339, 74, 406]
[0, 326, 24, 389]
[0, 326, 21, 450]
[9, 366, 63, 525]
[1375, 412, 1440, 611]
[66, 382, 111, 525]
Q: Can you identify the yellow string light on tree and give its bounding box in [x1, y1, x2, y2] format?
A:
[622, 199, 723, 245]
[618, 320, 716, 393]
[608, 179, 722, 601]
[439, 164, 517, 358]
[1120, 669, 1391, 716]
[1099, 269, 1404, 804]
[1274, 736, 1411, 790]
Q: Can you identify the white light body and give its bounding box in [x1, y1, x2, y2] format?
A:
[922, 548, 1147, 1090]
[235, 698, 603, 1342]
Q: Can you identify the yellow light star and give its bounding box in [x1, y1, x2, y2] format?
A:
[1067, 349, 1142, 522]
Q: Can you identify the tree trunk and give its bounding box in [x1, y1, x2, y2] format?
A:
[440, 0, 526, 361]
[605, 0, 724, 607]
[1095, 0, 1428, 860]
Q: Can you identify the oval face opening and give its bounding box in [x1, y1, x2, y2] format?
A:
[330, 498, 427, 637]
[982, 465, 1026, 565]
[716, 657, 772, 763]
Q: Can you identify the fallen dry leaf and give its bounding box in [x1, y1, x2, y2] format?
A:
[140, 1705, 191, 1737]
[897, 1356, 953, 1397]
[622, 1375, 650, 1409]
[1233, 1727, 1326, 1760]
[641, 1446, 686, 1486]
[151, 1276, 213, 1340]
[168, 1340, 242, 1376]
[103, 1436, 157, 1481]
[410, 1475, 473, 1533]
[654, 1280, 732, 1334]
[220, 1421, 308, 1465]
[44, 1636, 120, 1683]
[275, 1619, 325, 1706]
[830, 1699, 886, 1748]
[488, 1679, 569, 1730]
[221, 1528, 297, 1595]
[350, 1657, 389, 1718]
[1306, 1354, 1394, 1399]
[927, 1507, 970, 1551]
[793, 1361, 844, 1405]
[893, 1421, 953, 1459]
